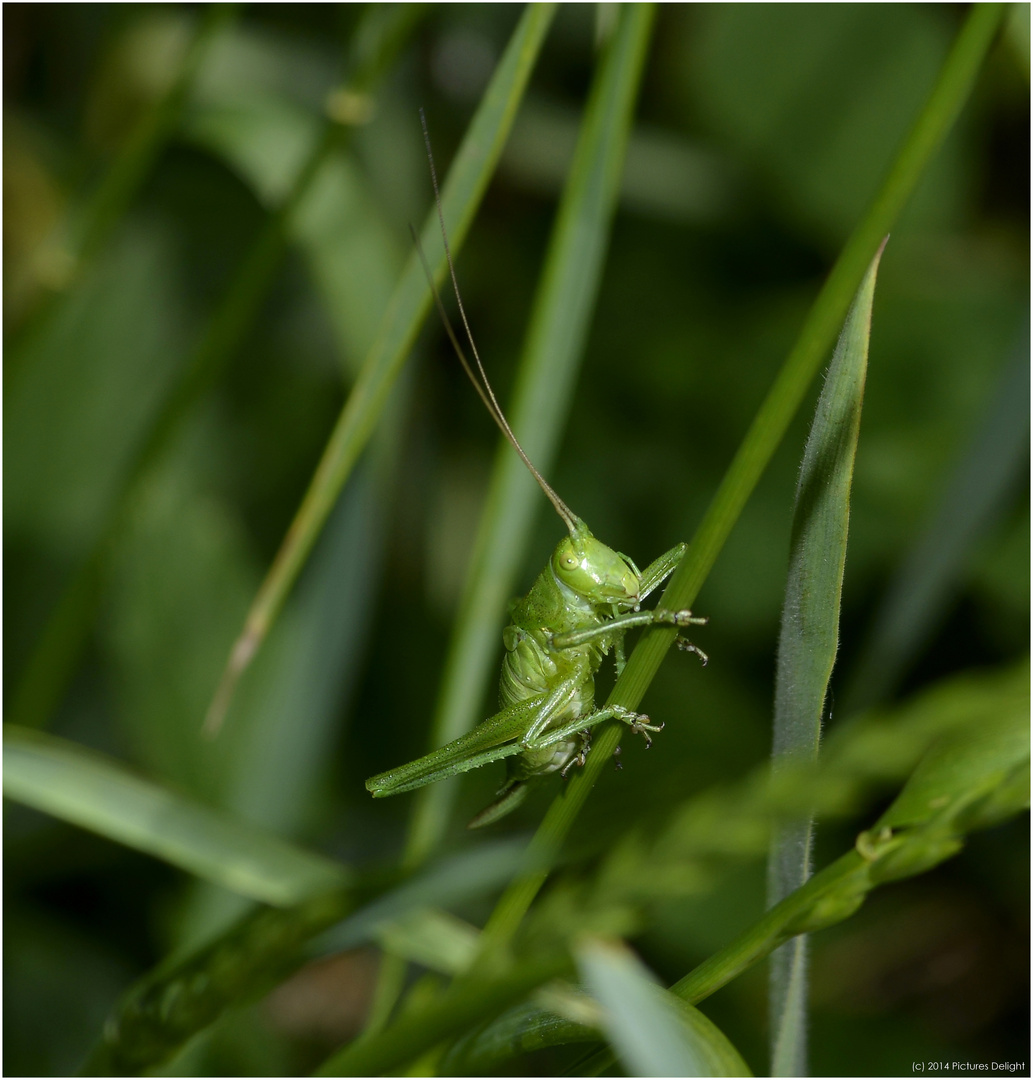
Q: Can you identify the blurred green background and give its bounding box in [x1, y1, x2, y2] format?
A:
[4, 4, 1028, 1076]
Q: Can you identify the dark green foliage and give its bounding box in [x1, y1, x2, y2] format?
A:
[4, 5, 1027, 1076]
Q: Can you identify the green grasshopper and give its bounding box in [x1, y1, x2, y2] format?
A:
[366, 117, 707, 827]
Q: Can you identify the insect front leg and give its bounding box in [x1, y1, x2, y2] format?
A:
[636, 542, 688, 602]
[551, 606, 706, 651]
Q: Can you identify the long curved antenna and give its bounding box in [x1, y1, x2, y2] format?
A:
[417, 108, 580, 536]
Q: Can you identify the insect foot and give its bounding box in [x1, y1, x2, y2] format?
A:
[611, 704, 664, 749]
[676, 637, 709, 666]
[561, 730, 593, 778]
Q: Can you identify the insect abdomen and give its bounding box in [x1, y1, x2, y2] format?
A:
[500, 625, 557, 706]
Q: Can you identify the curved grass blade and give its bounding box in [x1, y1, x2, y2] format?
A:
[767, 241, 885, 1078]
[480, 0, 1006, 950]
[671, 682, 1029, 1011]
[578, 938, 751, 1078]
[404, 0, 657, 868]
[204, 3, 558, 735]
[3, 726, 347, 906]
[9, 3, 423, 735]
[845, 317, 1031, 712]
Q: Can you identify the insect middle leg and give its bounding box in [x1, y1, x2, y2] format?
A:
[523, 702, 662, 753]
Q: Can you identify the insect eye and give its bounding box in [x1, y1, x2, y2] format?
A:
[562, 555, 578, 569]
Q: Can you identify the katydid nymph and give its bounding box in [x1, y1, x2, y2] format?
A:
[366, 116, 708, 828]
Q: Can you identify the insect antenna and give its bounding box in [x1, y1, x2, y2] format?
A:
[415, 108, 580, 536]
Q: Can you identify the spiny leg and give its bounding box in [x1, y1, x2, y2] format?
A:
[613, 632, 627, 678]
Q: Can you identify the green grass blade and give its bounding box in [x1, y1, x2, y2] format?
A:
[845, 321, 1031, 711]
[435, 661, 1029, 1074]
[480, 0, 1005, 948]
[578, 938, 751, 1078]
[767, 241, 884, 1078]
[9, 4, 423, 735]
[3, 726, 347, 906]
[204, 3, 558, 734]
[405, 1, 657, 867]
[672, 692, 1029, 1013]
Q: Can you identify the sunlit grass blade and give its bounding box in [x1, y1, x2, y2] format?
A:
[577, 938, 751, 1078]
[767, 241, 884, 1078]
[404, 1, 657, 868]
[8, 4, 423, 735]
[479, 0, 1006, 949]
[3, 726, 347, 906]
[845, 319, 1030, 712]
[204, 3, 558, 735]
[375, 909, 481, 976]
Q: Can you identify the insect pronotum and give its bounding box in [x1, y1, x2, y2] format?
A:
[366, 112, 707, 827]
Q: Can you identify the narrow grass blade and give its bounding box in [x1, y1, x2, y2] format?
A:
[405, 1, 656, 868]
[672, 689, 1029, 1016]
[9, 4, 423, 735]
[845, 318, 1030, 712]
[767, 241, 885, 1078]
[3, 726, 347, 906]
[375, 909, 481, 976]
[480, 1, 1005, 948]
[578, 938, 750, 1077]
[205, 3, 557, 734]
